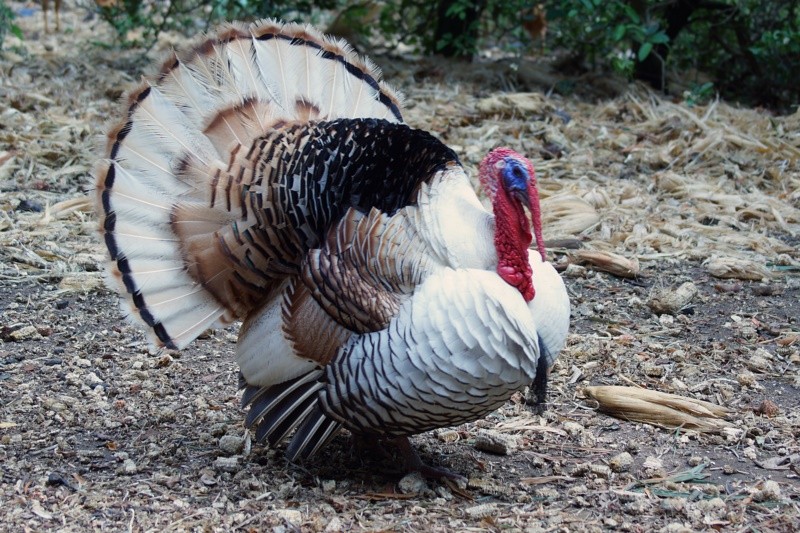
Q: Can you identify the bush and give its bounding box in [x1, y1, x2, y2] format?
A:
[0, 0, 23, 50]
[547, 0, 799, 111]
[95, 0, 337, 51]
[668, 1, 799, 111]
[86, 0, 798, 111]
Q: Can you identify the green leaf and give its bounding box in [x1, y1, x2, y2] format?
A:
[612, 24, 627, 42]
[628, 26, 645, 41]
[11, 24, 23, 40]
[435, 34, 453, 51]
[622, 4, 640, 24]
[638, 41, 653, 61]
[649, 32, 670, 44]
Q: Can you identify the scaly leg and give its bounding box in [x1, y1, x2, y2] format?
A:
[393, 437, 464, 481]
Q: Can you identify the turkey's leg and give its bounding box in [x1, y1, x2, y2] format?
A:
[393, 437, 464, 480]
[526, 337, 551, 414]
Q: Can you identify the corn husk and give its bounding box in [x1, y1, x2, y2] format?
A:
[705, 256, 773, 281]
[46, 196, 93, 218]
[475, 92, 552, 117]
[541, 194, 600, 238]
[583, 386, 733, 433]
[473, 430, 519, 455]
[573, 250, 640, 278]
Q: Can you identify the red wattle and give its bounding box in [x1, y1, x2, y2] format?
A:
[493, 187, 535, 302]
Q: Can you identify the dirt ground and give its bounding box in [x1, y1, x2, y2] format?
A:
[1, 4, 799, 532]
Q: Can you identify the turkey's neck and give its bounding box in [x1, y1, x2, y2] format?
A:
[419, 169, 497, 270]
[493, 189, 534, 301]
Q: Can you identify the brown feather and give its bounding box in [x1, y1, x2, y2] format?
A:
[294, 98, 322, 122]
[302, 207, 432, 333]
[203, 98, 277, 154]
[281, 280, 350, 365]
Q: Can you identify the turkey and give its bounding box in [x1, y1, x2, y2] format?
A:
[95, 19, 570, 477]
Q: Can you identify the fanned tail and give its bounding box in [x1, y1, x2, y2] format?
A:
[96, 19, 405, 349]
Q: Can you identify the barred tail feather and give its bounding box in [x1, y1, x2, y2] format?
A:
[285, 408, 342, 462]
[241, 369, 341, 459]
[97, 19, 405, 350]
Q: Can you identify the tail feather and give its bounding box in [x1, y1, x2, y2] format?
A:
[285, 407, 342, 461]
[98, 19, 405, 349]
[202, 99, 277, 154]
[112, 85, 219, 173]
[111, 260, 187, 294]
[243, 370, 323, 427]
[241, 369, 342, 457]
[256, 395, 316, 446]
[250, 23, 295, 113]
[156, 53, 218, 129]
[219, 28, 271, 120]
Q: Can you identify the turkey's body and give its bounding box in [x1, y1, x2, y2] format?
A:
[96, 20, 569, 468]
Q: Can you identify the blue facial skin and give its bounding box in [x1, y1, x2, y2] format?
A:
[501, 158, 531, 208]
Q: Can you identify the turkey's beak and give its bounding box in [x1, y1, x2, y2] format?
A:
[511, 188, 535, 233]
[511, 189, 532, 211]
[512, 187, 537, 240]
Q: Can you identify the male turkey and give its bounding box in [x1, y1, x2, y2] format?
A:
[95, 20, 570, 477]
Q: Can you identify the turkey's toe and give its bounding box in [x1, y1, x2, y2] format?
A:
[394, 436, 465, 481]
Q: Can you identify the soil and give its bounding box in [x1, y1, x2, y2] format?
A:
[1, 3, 799, 532]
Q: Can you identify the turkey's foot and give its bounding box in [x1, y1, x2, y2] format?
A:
[350, 434, 396, 466]
[393, 437, 465, 481]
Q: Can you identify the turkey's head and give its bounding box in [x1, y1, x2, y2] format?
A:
[479, 147, 545, 302]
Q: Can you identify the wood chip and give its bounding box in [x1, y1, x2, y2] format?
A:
[473, 429, 518, 455]
[647, 282, 698, 315]
[466, 477, 512, 496]
[464, 503, 498, 519]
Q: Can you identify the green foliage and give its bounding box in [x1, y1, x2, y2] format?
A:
[377, 0, 437, 53]
[437, 0, 481, 55]
[0, 0, 23, 50]
[377, 0, 488, 58]
[96, 0, 337, 51]
[85, 0, 798, 110]
[683, 81, 715, 107]
[376, 0, 550, 58]
[548, 0, 798, 110]
[328, 1, 378, 39]
[668, 0, 799, 111]
[548, 0, 669, 76]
